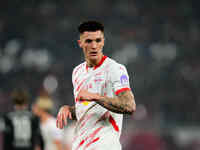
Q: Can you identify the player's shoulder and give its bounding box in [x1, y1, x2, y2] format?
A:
[2, 111, 15, 125]
[8, 110, 33, 119]
[5, 111, 15, 119]
[106, 57, 126, 70]
[72, 62, 86, 76]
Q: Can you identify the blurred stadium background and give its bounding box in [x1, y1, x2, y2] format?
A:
[0, 0, 200, 149]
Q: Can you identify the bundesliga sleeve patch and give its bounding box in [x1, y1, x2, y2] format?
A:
[120, 74, 129, 85]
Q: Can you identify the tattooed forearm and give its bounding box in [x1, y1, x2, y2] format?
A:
[69, 106, 77, 120]
[95, 90, 136, 114]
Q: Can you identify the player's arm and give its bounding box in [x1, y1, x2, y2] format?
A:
[68, 105, 76, 120]
[56, 105, 76, 129]
[78, 64, 136, 114]
[96, 90, 136, 114]
[78, 89, 136, 114]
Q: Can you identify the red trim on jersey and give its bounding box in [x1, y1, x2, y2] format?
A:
[85, 55, 107, 71]
[84, 137, 100, 149]
[94, 55, 107, 70]
[79, 113, 94, 130]
[86, 63, 89, 71]
[115, 88, 130, 95]
[73, 65, 82, 76]
[88, 126, 103, 140]
[75, 126, 103, 150]
[75, 139, 85, 150]
[109, 115, 119, 132]
[75, 77, 87, 92]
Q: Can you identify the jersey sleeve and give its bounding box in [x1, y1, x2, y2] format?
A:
[110, 64, 131, 95]
[72, 64, 82, 101]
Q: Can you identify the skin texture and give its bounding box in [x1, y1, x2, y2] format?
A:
[56, 30, 136, 129]
[78, 89, 136, 114]
[96, 90, 135, 114]
[78, 30, 105, 67]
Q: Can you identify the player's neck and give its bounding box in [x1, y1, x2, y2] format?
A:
[86, 55, 104, 68]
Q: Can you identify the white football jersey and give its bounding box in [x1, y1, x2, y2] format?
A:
[72, 56, 131, 150]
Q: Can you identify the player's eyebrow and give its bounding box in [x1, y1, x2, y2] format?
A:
[96, 38, 102, 42]
[85, 39, 93, 43]
[85, 38, 102, 43]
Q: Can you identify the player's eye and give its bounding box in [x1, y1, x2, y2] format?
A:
[96, 38, 102, 43]
[85, 39, 92, 43]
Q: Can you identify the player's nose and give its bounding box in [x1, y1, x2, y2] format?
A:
[91, 41, 97, 49]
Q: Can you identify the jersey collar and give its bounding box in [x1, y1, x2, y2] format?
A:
[86, 55, 107, 71]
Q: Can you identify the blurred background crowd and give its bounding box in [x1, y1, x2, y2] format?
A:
[0, 0, 200, 150]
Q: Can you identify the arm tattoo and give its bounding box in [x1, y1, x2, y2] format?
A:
[96, 90, 136, 114]
[69, 106, 77, 120]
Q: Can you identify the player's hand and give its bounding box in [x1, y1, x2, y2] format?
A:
[77, 89, 101, 101]
[56, 105, 72, 129]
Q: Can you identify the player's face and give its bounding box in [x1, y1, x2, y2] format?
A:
[78, 30, 105, 64]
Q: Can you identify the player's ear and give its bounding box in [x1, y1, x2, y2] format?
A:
[77, 40, 82, 48]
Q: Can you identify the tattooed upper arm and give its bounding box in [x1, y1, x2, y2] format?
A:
[96, 90, 136, 114]
[116, 90, 136, 114]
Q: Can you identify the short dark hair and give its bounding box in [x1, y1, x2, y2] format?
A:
[78, 21, 104, 34]
[11, 89, 29, 105]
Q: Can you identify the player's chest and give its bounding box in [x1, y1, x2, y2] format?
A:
[74, 69, 108, 92]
